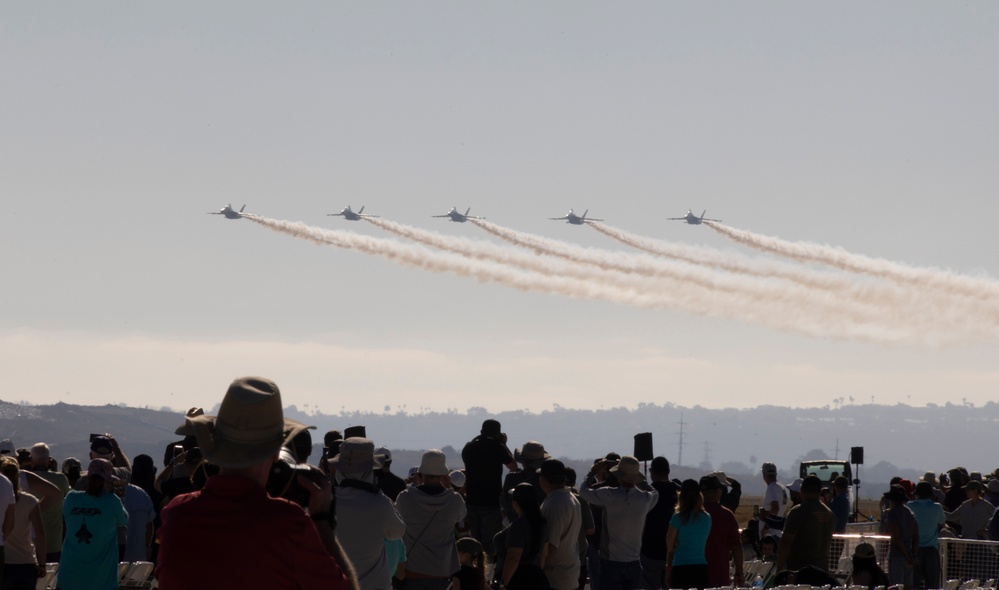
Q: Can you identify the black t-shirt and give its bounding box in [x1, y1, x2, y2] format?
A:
[462, 435, 514, 507]
[506, 517, 543, 567]
[641, 479, 679, 559]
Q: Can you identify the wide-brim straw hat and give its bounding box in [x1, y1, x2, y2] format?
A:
[176, 377, 312, 469]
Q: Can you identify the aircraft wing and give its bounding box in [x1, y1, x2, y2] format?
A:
[585, 218, 604, 222]
[431, 214, 451, 218]
[548, 216, 567, 221]
[667, 217, 686, 221]
[702, 218, 722, 222]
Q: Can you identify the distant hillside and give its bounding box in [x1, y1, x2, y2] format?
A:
[0, 399, 987, 500]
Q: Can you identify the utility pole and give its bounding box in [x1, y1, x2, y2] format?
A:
[677, 412, 686, 467]
[834, 438, 840, 460]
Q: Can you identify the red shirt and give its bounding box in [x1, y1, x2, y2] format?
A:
[156, 475, 349, 590]
[704, 501, 740, 587]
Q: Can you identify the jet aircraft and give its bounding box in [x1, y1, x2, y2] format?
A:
[668, 209, 721, 224]
[549, 209, 603, 225]
[433, 207, 484, 223]
[328, 205, 378, 221]
[208, 204, 246, 219]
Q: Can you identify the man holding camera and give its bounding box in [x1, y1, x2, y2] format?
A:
[157, 376, 358, 590]
[461, 419, 517, 555]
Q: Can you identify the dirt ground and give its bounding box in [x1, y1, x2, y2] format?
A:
[735, 496, 882, 527]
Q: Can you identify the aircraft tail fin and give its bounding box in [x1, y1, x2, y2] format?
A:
[582, 209, 588, 219]
[700, 209, 706, 220]
[465, 207, 471, 216]
[240, 205, 246, 213]
[358, 206, 364, 214]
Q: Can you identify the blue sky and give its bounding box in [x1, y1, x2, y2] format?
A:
[2, 2, 997, 414]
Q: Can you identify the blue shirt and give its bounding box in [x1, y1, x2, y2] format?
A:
[907, 498, 945, 549]
[61, 490, 129, 590]
[669, 511, 712, 566]
[830, 493, 850, 533]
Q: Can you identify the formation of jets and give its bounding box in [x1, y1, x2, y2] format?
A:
[328, 205, 378, 221]
[668, 209, 722, 224]
[208, 204, 721, 226]
[207, 204, 246, 219]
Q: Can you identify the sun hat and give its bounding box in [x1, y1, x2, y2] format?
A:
[788, 478, 803, 493]
[87, 458, 115, 482]
[418, 449, 449, 476]
[610, 456, 646, 484]
[699, 475, 722, 491]
[0, 439, 16, 456]
[515, 441, 551, 468]
[331, 437, 385, 473]
[178, 377, 312, 469]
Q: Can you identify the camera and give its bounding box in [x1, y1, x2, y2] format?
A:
[266, 446, 324, 508]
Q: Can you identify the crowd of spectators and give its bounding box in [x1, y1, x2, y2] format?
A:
[0, 377, 997, 590]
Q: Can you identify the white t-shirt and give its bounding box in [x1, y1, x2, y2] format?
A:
[0, 473, 16, 545]
[763, 480, 789, 516]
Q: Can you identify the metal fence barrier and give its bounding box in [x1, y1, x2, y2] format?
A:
[824, 534, 999, 586]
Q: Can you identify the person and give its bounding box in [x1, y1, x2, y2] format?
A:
[640, 457, 677, 590]
[776, 475, 833, 573]
[883, 484, 919, 590]
[496, 483, 550, 590]
[75, 434, 131, 490]
[580, 456, 658, 590]
[946, 479, 995, 581]
[502, 441, 549, 523]
[122, 482, 156, 562]
[396, 449, 466, 590]
[538, 459, 581, 590]
[461, 419, 518, 557]
[700, 474, 744, 588]
[828, 475, 851, 571]
[906, 481, 943, 590]
[156, 376, 356, 590]
[564, 467, 595, 590]
[59, 458, 128, 590]
[712, 471, 742, 513]
[666, 479, 711, 590]
[129, 454, 164, 563]
[26, 442, 70, 564]
[847, 542, 890, 590]
[452, 536, 487, 590]
[0, 468, 15, 582]
[332, 437, 406, 590]
[0, 456, 47, 590]
[946, 479, 995, 539]
[759, 462, 788, 538]
[375, 446, 407, 502]
[61, 457, 82, 489]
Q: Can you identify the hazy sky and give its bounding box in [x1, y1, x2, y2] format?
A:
[3, 2, 997, 415]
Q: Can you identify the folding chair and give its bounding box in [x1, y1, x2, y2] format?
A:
[121, 561, 156, 588]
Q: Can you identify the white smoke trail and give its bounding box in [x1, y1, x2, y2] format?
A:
[243, 214, 917, 343]
[705, 221, 999, 303]
[469, 219, 999, 344]
[588, 221, 999, 329]
[375, 217, 889, 326]
[590, 222, 855, 292]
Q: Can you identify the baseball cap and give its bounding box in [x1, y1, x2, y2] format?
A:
[90, 435, 114, 455]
